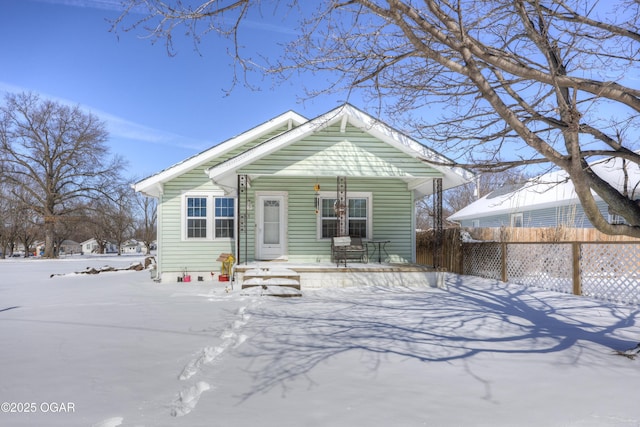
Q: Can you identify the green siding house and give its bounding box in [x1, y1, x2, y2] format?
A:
[134, 104, 473, 283]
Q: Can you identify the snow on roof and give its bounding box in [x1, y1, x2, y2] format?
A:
[448, 157, 640, 221]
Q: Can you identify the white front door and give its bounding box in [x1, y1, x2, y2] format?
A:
[256, 193, 287, 260]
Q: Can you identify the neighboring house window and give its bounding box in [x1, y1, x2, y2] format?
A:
[608, 213, 626, 225]
[318, 192, 371, 239]
[184, 194, 235, 240]
[471, 219, 480, 228]
[510, 213, 524, 227]
[215, 197, 235, 238]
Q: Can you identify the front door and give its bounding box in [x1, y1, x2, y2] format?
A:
[256, 193, 287, 260]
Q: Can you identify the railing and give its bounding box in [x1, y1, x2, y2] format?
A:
[461, 242, 640, 305]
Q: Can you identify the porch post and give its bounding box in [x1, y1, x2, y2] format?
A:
[337, 176, 348, 237]
[433, 178, 443, 268]
[238, 174, 248, 264]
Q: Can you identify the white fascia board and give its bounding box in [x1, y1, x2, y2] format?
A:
[207, 105, 350, 181]
[208, 103, 475, 190]
[133, 182, 164, 199]
[341, 105, 475, 189]
[448, 188, 601, 221]
[448, 198, 576, 221]
[133, 110, 308, 196]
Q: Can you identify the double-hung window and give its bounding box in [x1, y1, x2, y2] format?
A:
[184, 194, 235, 240]
[215, 197, 235, 238]
[318, 192, 371, 239]
[186, 197, 208, 238]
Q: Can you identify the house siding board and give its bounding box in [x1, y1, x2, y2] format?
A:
[371, 180, 413, 262]
[158, 161, 235, 275]
[459, 200, 610, 229]
[240, 124, 439, 178]
[244, 176, 414, 263]
[212, 125, 292, 168]
[158, 172, 416, 271]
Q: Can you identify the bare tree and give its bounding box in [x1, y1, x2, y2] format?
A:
[14, 198, 39, 258]
[115, 0, 640, 237]
[446, 170, 531, 215]
[93, 183, 136, 255]
[0, 182, 22, 258]
[133, 191, 157, 255]
[88, 216, 113, 255]
[416, 169, 528, 229]
[0, 92, 126, 257]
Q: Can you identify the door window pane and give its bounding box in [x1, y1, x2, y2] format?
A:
[264, 200, 280, 244]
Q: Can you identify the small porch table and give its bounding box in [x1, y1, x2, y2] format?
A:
[367, 240, 390, 263]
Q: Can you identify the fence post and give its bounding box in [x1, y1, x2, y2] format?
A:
[501, 242, 507, 282]
[572, 242, 581, 296]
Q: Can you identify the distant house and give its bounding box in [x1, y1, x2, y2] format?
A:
[134, 104, 474, 282]
[448, 157, 640, 228]
[59, 240, 81, 255]
[121, 239, 144, 254]
[80, 238, 118, 254]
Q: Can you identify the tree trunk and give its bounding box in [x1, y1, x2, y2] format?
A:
[43, 218, 55, 258]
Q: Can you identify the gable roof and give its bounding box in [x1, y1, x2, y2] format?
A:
[133, 110, 307, 197]
[448, 157, 640, 222]
[134, 104, 474, 198]
[206, 104, 473, 197]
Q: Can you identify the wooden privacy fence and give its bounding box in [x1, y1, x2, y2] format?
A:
[416, 229, 640, 305]
[416, 229, 463, 272]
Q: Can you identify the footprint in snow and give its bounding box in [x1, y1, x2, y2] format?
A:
[171, 381, 211, 417]
[179, 343, 229, 380]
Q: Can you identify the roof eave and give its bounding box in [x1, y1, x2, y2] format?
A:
[207, 105, 350, 181]
[133, 110, 308, 195]
[207, 104, 475, 187]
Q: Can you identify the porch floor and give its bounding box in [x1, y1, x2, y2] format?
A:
[234, 262, 438, 294]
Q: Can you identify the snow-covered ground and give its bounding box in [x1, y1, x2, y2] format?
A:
[1, 254, 639, 427]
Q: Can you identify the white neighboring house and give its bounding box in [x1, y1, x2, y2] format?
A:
[80, 239, 118, 254]
[121, 239, 145, 254]
[449, 157, 640, 228]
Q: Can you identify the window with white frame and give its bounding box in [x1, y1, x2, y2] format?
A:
[608, 213, 626, 225]
[215, 197, 235, 238]
[186, 197, 207, 238]
[510, 213, 524, 227]
[318, 192, 371, 239]
[184, 194, 235, 240]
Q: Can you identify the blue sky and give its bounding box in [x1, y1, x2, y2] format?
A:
[0, 0, 357, 179]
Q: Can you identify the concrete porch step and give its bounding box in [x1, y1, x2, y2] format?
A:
[240, 267, 302, 297]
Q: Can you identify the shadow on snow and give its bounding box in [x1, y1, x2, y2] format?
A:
[234, 274, 640, 401]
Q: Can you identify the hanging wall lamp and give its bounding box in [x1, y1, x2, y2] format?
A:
[314, 183, 321, 214]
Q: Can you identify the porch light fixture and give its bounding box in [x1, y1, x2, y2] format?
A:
[314, 183, 321, 214]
